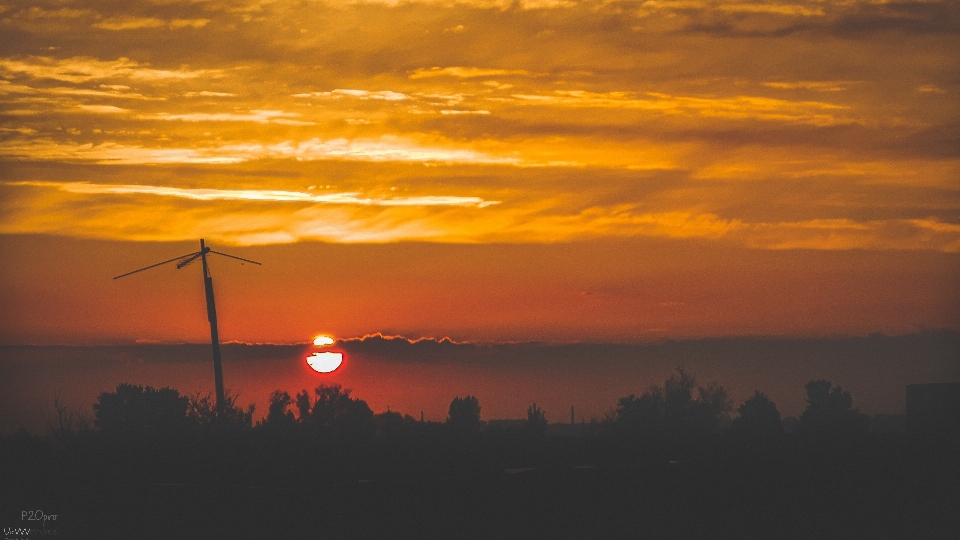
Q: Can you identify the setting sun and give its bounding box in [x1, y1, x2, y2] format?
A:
[313, 335, 335, 347]
[306, 351, 343, 373]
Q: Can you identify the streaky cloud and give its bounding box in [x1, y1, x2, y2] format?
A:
[0, 137, 522, 165]
[293, 89, 410, 101]
[410, 66, 532, 79]
[6, 181, 500, 208]
[0, 56, 221, 83]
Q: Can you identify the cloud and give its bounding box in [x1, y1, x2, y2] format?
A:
[338, 333, 473, 362]
[94, 17, 166, 30]
[738, 217, 960, 252]
[3, 173, 958, 249]
[92, 16, 211, 31]
[0, 80, 162, 104]
[410, 66, 531, 79]
[0, 136, 520, 165]
[507, 90, 851, 126]
[440, 109, 491, 115]
[917, 85, 947, 94]
[7, 181, 499, 208]
[217, 137, 520, 164]
[0, 56, 220, 83]
[0, 0, 955, 255]
[77, 104, 130, 114]
[0, 140, 243, 164]
[293, 89, 410, 100]
[184, 91, 236, 97]
[5, 7, 92, 20]
[716, 4, 825, 17]
[140, 109, 312, 124]
[761, 81, 854, 92]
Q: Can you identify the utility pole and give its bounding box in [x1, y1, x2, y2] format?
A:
[200, 239, 226, 414]
[114, 239, 260, 415]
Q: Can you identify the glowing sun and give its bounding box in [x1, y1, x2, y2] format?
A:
[307, 351, 343, 373]
[313, 335, 335, 347]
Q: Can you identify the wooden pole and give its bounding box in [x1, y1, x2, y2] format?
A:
[200, 239, 225, 415]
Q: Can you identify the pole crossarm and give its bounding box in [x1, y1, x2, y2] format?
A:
[113, 251, 199, 280]
[175, 252, 203, 269]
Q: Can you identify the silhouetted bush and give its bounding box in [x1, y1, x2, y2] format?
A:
[795, 379, 869, 456]
[526, 402, 547, 436]
[729, 391, 786, 456]
[93, 383, 191, 441]
[263, 390, 296, 428]
[448, 395, 482, 436]
[732, 391, 783, 435]
[49, 393, 93, 447]
[296, 384, 375, 441]
[187, 390, 255, 432]
[373, 410, 417, 438]
[616, 367, 732, 452]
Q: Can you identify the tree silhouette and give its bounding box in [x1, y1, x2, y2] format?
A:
[526, 402, 547, 436]
[49, 393, 92, 444]
[617, 368, 732, 435]
[801, 380, 853, 421]
[186, 390, 255, 430]
[448, 395, 482, 435]
[93, 383, 190, 440]
[732, 391, 782, 434]
[264, 390, 296, 427]
[795, 379, 869, 451]
[309, 384, 353, 430]
[295, 388, 312, 422]
[301, 384, 374, 439]
[730, 391, 785, 455]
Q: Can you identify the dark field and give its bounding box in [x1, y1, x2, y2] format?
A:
[4, 390, 958, 539]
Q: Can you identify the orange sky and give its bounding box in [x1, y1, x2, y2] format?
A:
[1, 0, 959, 345]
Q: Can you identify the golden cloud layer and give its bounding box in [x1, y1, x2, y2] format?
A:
[0, 0, 956, 253]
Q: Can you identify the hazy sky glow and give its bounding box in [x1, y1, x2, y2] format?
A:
[1, 0, 958, 344]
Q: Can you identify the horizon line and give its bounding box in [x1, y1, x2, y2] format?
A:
[3, 328, 957, 348]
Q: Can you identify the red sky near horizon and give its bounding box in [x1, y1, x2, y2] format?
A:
[1, 0, 958, 348]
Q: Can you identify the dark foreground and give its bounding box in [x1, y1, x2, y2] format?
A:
[3, 431, 958, 539]
[5, 376, 960, 538]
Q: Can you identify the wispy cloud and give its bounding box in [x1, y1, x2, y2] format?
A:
[0, 137, 521, 165]
[0, 56, 220, 83]
[440, 109, 491, 115]
[77, 104, 129, 114]
[716, 4, 825, 17]
[293, 89, 409, 100]
[94, 17, 210, 31]
[7, 181, 499, 208]
[5, 7, 92, 20]
[0, 80, 162, 101]
[761, 81, 854, 92]
[508, 90, 851, 125]
[140, 110, 313, 125]
[184, 91, 236, 97]
[5, 179, 957, 250]
[410, 67, 531, 79]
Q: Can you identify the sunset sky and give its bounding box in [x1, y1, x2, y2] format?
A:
[1, 1, 959, 434]
[1, 0, 958, 346]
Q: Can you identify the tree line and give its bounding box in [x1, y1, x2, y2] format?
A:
[5, 367, 955, 538]
[34, 367, 883, 456]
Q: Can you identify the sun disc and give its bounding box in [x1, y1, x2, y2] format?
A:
[313, 335, 335, 347]
[306, 351, 343, 373]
